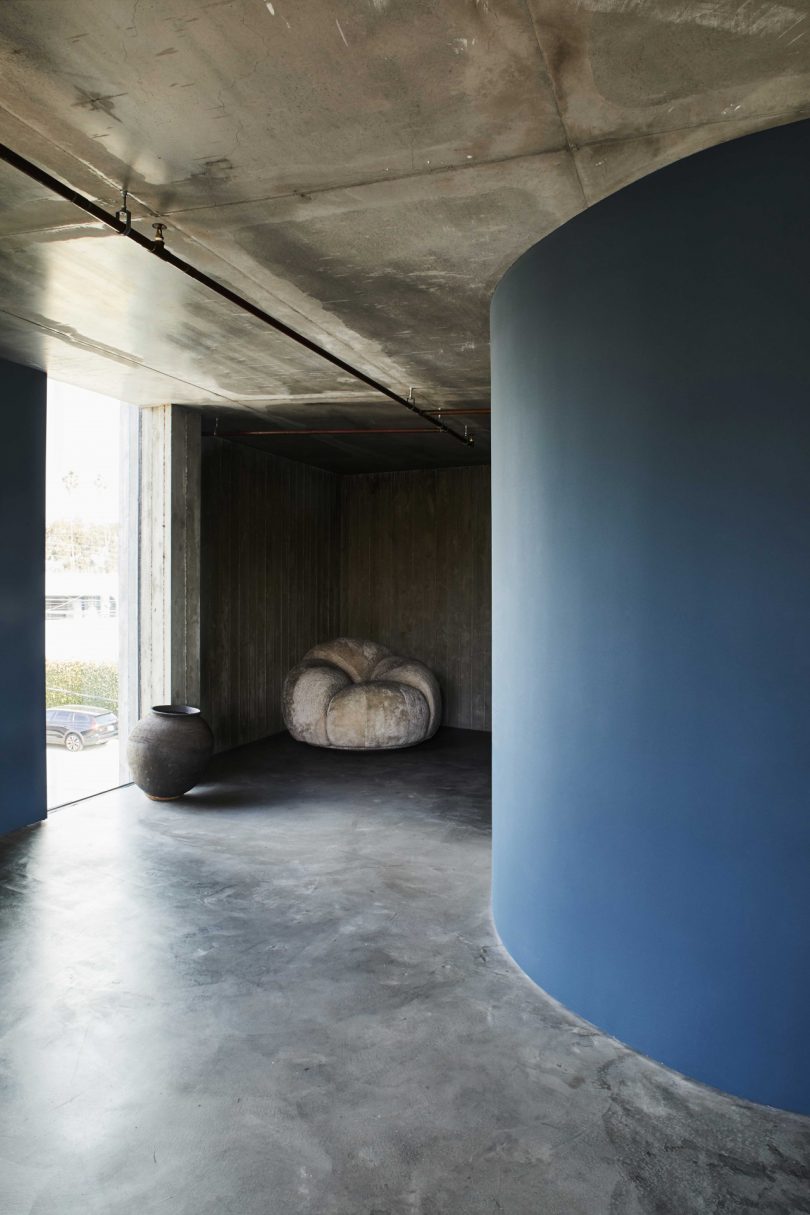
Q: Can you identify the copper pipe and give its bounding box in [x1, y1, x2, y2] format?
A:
[423, 407, 490, 415]
[204, 427, 444, 437]
[0, 142, 474, 448]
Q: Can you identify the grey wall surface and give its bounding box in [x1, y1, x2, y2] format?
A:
[340, 466, 491, 732]
[0, 358, 46, 833]
[200, 453, 491, 746]
[200, 439, 340, 751]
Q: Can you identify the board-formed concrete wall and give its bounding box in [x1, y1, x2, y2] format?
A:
[0, 357, 46, 834]
[491, 119, 810, 1115]
[200, 439, 340, 751]
[340, 466, 491, 732]
[200, 454, 492, 747]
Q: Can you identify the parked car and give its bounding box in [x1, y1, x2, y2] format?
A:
[46, 705, 118, 752]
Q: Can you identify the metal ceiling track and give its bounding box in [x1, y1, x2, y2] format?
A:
[0, 142, 473, 448]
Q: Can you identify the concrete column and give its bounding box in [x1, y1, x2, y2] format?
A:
[139, 404, 201, 714]
[118, 404, 140, 782]
[168, 407, 202, 708]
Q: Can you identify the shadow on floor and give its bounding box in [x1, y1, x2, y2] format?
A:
[183, 727, 492, 826]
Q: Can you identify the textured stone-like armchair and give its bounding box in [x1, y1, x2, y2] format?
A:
[283, 638, 441, 750]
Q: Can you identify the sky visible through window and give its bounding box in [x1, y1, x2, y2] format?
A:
[46, 381, 120, 523]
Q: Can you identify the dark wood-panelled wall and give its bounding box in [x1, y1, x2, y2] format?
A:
[201, 445, 491, 748]
[200, 439, 340, 750]
[340, 467, 491, 732]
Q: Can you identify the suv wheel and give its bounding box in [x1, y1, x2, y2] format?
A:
[65, 732, 84, 753]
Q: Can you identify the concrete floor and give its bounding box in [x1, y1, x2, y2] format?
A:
[46, 738, 121, 810]
[1, 729, 808, 1215]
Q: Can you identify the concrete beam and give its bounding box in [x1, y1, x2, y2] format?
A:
[139, 404, 201, 715]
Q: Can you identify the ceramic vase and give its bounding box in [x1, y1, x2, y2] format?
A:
[127, 705, 214, 801]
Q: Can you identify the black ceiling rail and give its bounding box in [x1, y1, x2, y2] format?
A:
[0, 141, 473, 447]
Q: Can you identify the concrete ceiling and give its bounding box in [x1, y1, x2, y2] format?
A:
[0, 0, 808, 471]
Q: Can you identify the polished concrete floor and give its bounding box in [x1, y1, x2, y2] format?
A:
[1, 729, 808, 1214]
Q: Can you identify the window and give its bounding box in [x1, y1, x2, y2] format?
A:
[45, 382, 138, 808]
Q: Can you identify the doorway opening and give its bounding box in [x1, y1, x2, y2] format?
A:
[45, 381, 138, 809]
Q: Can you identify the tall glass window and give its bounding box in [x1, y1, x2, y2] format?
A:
[45, 381, 137, 809]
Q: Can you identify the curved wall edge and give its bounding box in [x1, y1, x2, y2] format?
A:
[490, 119, 810, 1116]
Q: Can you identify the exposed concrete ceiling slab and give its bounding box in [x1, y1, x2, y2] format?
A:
[0, 0, 567, 206]
[163, 152, 584, 403]
[197, 381, 490, 473]
[0, 0, 807, 470]
[530, 0, 810, 145]
[570, 109, 806, 204]
[0, 165, 345, 403]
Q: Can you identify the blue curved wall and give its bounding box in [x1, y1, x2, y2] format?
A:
[491, 120, 810, 1115]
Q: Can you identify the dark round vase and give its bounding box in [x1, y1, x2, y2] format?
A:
[127, 705, 214, 801]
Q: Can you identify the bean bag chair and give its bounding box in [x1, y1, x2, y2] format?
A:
[282, 638, 441, 750]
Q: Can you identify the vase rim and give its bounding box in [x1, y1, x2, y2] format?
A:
[152, 704, 201, 716]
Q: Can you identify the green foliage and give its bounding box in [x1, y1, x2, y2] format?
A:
[45, 661, 118, 712]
